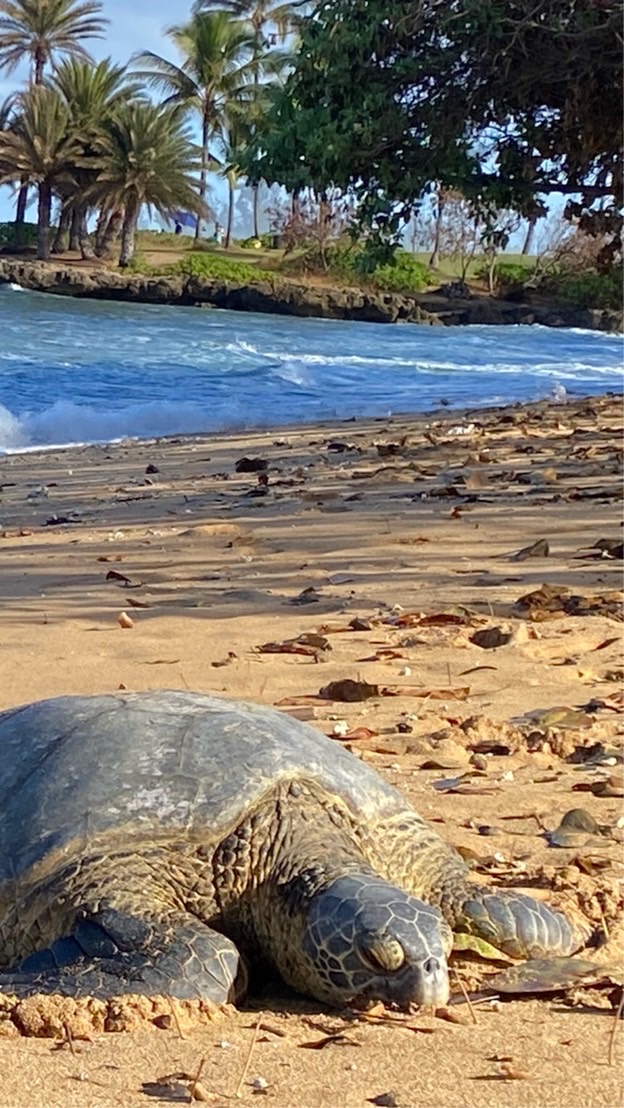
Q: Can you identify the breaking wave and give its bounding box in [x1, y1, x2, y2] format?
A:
[0, 285, 620, 452]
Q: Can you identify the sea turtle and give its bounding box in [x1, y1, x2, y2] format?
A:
[0, 691, 588, 1009]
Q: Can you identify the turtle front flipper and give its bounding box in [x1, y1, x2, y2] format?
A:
[0, 908, 247, 1004]
[455, 888, 591, 959]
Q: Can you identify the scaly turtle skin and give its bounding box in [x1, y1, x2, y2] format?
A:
[0, 692, 588, 1009]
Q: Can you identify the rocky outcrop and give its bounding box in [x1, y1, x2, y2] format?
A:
[0, 258, 620, 332]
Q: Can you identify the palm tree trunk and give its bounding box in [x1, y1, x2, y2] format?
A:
[37, 180, 52, 261]
[13, 180, 29, 246]
[69, 207, 81, 252]
[252, 182, 260, 240]
[77, 208, 93, 260]
[119, 201, 139, 268]
[94, 207, 108, 255]
[52, 204, 71, 253]
[225, 178, 234, 248]
[429, 186, 446, 270]
[14, 50, 46, 246]
[195, 115, 210, 243]
[521, 214, 537, 255]
[96, 209, 123, 258]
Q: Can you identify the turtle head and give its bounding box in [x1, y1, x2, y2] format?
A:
[299, 874, 451, 1008]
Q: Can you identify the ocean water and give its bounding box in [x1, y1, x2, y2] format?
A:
[0, 285, 621, 452]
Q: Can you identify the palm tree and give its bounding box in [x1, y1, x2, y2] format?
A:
[49, 57, 140, 256]
[0, 0, 107, 237]
[219, 109, 254, 247]
[193, 0, 302, 40]
[0, 84, 79, 259]
[88, 101, 206, 267]
[194, 0, 303, 238]
[130, 10, 257, 241]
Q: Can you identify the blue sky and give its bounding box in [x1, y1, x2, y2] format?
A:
[0, 0, 194, 221]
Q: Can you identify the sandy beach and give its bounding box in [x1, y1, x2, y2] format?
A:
[0, 391, 622, 1107]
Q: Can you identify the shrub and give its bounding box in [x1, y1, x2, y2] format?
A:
[0, 221, 38, 248]
[125, 253, 152, 274]
[372, 254, 430, 292]
[477, 260, 533, 291]
[238, 233, 272, 249]
[544, 270, 621, 310]
[170, 251, 276, 284]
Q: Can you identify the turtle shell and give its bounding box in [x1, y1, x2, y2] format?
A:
[0, 691, 407, 891]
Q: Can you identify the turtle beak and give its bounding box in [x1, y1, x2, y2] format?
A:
[366, 954, 450, 1008]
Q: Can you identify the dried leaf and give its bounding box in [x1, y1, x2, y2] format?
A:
[358, 649, 405, 662]
[459, 665, 497, 675]
[383, 686, 471, 700]
[300, 1033, 359, 1050]
[211, 652, 237, 668]
[341, 726, 379, 741]
[452, 933, 516, 963]
[106, 569, 133, 584]
[258, 633, 330, 657]
[513, 538, 550, 561]
[117, 611, 134, 629]
[470, 627, 512, 650]
[488, 958, 612, 995]
[320, 679, 379, 702]
[235, 456, 268, 473]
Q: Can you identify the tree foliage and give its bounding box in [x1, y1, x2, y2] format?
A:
[253, 0, 623, 266]
[0, 0, 107, 82]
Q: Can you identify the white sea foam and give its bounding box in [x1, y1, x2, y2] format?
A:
[0, 399, 231, 453]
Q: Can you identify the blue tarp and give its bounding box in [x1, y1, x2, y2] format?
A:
[170, 210, 198, 230]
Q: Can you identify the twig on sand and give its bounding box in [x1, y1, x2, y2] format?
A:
[608, 991, 623, 1066]
[235, 1011, 263, 1098]
[189, 1056, 206, 1102]
[452, 969, 478, 1024]
[167, 997, 187, 1040]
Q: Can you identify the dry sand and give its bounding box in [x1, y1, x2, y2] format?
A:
[0, 392, 622, 1107]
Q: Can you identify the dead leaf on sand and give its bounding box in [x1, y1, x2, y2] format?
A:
[470, 627, 512, 649]
[258, 633, 331, 658]
[320, 679, 379, 702]
[382, 686, 471, 700]
[488, 958, 618, 996]
[106, 569, 143, 588]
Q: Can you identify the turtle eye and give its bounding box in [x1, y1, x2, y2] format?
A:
[359, 935, 406, 973]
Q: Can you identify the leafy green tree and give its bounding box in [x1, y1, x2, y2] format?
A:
[88, 101, 205, 267]
[131, 10, 258, 240]
[254, 0, 623, 267]
[0, 84, 79, 258]
[0, 0, 107, 234]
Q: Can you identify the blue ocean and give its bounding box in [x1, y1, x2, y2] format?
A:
[0, 285, 620, 452]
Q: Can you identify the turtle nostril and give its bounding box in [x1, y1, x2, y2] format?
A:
[423, 957, 441, 976]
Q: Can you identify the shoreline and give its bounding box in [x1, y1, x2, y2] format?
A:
[1, 255, 622, 331]
[1, 390, 618, 459]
